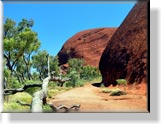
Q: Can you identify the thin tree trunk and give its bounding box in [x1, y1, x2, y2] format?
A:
[21, 73, 25, 81]
[15, 73, 22, 83]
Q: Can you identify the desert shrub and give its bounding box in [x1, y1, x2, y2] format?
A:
[64, 58, 83, 87]
[102, 88, 112, 93]
[31, 72, 40, 80]
[80, 65, 101, 80]
[48, 81, 58, 88]
[7, 92, 32, 103]
[43, 104, 53, 112]
[75, 80, 84, 87]
[48, 89, 60, 98]
[65, 70, 82, 87]
[65, 79, 84, 87]
[116, 79, 127, 86]
[65, 58, 102, 87]
[109, 88, 126, 96]
[68, 58, 84, 73]
[101, 88, 126, 96]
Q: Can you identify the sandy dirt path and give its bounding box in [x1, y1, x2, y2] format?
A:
[50, 83, 147, 112]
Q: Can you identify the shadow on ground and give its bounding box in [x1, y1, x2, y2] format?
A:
[91, 82, 102, 87]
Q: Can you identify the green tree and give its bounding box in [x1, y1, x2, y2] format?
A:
[31, 72, 40, 80]
[15, 58, 27, 82]
[4, 68, 21, 89]
[64, 58, 84, 87]
[50, 56, 60, 76]
[67, 58, 84, 73]
[80, 65, 101, 80]
[32, 50, 48, 80]
[3, 18, 40, 75]
[32, 50, 59, 80]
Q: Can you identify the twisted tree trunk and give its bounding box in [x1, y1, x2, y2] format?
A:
[31, 76, 50, 112]
[31, 55, 50, 112]
[4, 55, 77, 112]
[4, 83, 42, 95]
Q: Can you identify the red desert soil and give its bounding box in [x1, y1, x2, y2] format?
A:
[49, 83, 147, 112]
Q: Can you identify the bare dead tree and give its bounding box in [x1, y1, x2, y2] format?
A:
[31, 55, 79, 112]
[31, 54, 51, 112]
[4, 54, 80, 112]
[48, 104, 80, 113]
[4, 83, 42, 96]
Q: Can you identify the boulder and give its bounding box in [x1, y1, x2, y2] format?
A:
[58, 28, 116, 67]
[99, 2, 148, 86]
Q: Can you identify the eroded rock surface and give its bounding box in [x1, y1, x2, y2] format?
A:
[58, 28, 116, 67]
[99, 2, 148, 86]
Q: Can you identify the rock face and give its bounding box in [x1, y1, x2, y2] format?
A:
[58, 28, 116, 67]
[99, 2, 148, 86]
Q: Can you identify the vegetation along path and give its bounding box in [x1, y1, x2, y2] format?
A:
[49, 83, 147, 112]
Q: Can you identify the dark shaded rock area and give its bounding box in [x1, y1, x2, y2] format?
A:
[99, 2, 148, 86]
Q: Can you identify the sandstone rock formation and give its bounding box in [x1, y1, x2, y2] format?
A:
[99, 2, 148, 86]
[58, 28, 116, 67]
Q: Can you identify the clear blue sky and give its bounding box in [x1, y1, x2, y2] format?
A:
[4, 2, 136, 56]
